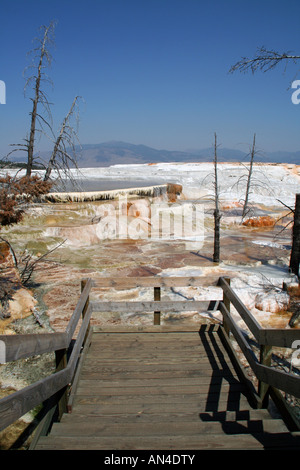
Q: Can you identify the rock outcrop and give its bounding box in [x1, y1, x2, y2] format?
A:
[0, 242, 37, 332]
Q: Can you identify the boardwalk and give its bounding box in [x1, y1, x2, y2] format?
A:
[35, 325, 300, 450]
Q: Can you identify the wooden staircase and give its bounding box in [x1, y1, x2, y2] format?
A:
[35, 325, 300, 450]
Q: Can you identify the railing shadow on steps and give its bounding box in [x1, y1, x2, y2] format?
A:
[198, 325, 300, 449]
[0, 276, 299, 449]
[217, 277, 300, 433]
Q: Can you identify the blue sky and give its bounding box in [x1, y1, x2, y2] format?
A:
[1, 0, 300, 158]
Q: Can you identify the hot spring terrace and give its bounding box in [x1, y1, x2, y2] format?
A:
[40, 183, 182, 203]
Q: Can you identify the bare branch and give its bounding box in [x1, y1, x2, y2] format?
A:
[44, 96, 82, 184]
[277, 199, 295, 214]
[229, 46, 300, 75]
[19, 240, 65, 285]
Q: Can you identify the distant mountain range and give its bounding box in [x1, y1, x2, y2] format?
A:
[10, 141, 300, 167]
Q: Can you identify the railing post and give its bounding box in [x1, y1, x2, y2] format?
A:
[258, 344, 272, 408]
[81, 279, 91, 348]
[154, 287, 161, 325]
[222, 277, 231, 336]
[55, 347, 68, 419]
[81, 278, 90, 318]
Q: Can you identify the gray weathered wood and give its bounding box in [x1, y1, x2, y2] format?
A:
[0, 304, 92, 432]
[35, 327, 300, 450]
[1, 274, 300, 448]
[92, 276, 209, 288]
[219, 277, 300, 347]
[0, 278, 92, 362]
[219, 277, 262, 340]
[90, 300, 218, 312]
[220, 302, 300, 399]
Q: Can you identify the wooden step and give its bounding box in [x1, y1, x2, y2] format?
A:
[34, 328, 299, 450]
[50, 417, 289, 437]
[60, 408, 277, 423]
[35, 431, 300, 450]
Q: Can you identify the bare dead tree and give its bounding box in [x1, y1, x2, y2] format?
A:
[229, 46, 300, 75]
[23, 21, 56, 176]
[230, 47, 300, 277]
[17, 240, 66, 285]
[213, 133, 221, 263]
[43, 96, 82, 184]
[7, 21, 83, 188]
[242, 133, 256, 220]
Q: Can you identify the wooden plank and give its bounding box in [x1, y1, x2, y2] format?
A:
[74, 391, 249, 405]
[60, 408, 274, 424]
[35, 432, 300, 450]
[89, 331, 219, 342]
[76, 384, 246, 397]
[88, 341, 206, 350]
[259, 328, 300, 348]
[67, 326, 93, 412]
[255, 361, 300, 399]
[85, 352, 228, 361]
[71, 397, 251, 413]
[0, 332, 66, 363]
[92, 324, 220, 333]
[49, 418, 289, 437]
[90, 300, 219, 312]
[219, 277, 262, 340]
[90, 328, 220, 339]
[92, 276, 214, 288]
[220, 301, 300, 399]
[87, 339, 226, 350]
[80, 368, 239, 380]
[0, 278, 92, 363]
[0, 304, 93, 432]
[76, 376, 240, 387]
[65, 278, 92, 340]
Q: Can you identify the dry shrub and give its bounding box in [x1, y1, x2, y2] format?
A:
[0, 175, 52, 227]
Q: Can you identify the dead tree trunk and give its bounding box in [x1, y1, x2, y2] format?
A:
[242, 133, 256, 220]
[213, 133, 221, 263]
[25, 22, 55, 177]
[290, 193, 300, 277]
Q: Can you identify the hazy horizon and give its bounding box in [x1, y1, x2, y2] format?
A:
[1, 1, 300, 158]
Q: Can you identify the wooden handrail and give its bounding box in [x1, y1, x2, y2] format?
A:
[0, 275, 299, 438]
[218, 275, 300, 425]
[91, 276, 208, 288]
[218, 276, 262, 340]
[219, 277, 300, 348]
[90, 300, 222, 312]
[219, 302, 300, 399]
[0, 280, 92, 433]
[0, 279, 92, 362]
